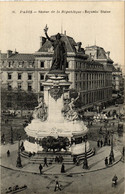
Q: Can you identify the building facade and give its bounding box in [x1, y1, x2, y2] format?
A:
[1, 33, 113, 109]
[112, 64, 123, 92]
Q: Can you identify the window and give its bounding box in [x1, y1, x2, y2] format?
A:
[8, 73, 12, 80]
[28, 83, 32, 91]
[40, 61, 44, 68]
[8, 83, 12, 90]
[8, 62, 11, 67]
[7, 95, 12, 101]
[7, 102, 12, 108]
[28, 74, 32, 80]
[40, 83, 44, 91]
[18, 73, 22, 80]
[40, 74, 44, 80]
[66, 62, 69, 68]
[18, 83, 22, 90]
[76, 73, 77, 80]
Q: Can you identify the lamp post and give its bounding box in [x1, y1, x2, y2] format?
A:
[83, 135, 89, 169]
[16, 135, 22, 168]
[104, 118, 108, 145]
[110, 130, 115, 162]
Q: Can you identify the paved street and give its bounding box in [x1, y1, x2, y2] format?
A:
[0, 136, 124, 194]
[1, 161, 124, 194]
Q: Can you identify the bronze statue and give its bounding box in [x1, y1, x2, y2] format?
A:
[44, 25, 67, 72]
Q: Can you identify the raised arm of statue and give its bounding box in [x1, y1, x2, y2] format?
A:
[44, 25, 54, 42]
[35, 101, 43, 109]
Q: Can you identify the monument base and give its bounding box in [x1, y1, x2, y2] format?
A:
[24, 140, 90, 155]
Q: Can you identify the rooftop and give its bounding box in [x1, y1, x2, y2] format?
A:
[0, 53, 35, 61]
[85, 45, 113, 62]
[37, 33, 85, 54]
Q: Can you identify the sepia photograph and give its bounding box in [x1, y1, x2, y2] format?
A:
[0, 1, 125, 194]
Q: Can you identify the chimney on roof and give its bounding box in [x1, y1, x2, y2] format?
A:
[76, 42, 82, 52]
[40, 36, 46, 48]
[7, 50, 13, 58]
[15, 49, 18, 54]
[106, 51, 110, 58]
[64, 30, 66, 35]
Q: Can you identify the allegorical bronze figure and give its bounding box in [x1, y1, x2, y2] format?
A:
[44, 25, 67, 72]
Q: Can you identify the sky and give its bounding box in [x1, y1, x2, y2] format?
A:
[0, 2, 124, 73]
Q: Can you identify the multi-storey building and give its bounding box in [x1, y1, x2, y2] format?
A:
[112, 64, 123, 92]
[1, 51, 36, 92]
[1, 33, 113, 109]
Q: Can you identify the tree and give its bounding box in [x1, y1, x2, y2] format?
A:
[1, 85, 38, 114]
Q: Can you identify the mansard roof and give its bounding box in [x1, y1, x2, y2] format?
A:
[85, 45, 113, 61]
[37, 34, 83, 53]
[0, 53, 7, 60]
[1, 53, 35, 61]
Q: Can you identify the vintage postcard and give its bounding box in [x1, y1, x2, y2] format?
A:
[0, 1, 124, 194]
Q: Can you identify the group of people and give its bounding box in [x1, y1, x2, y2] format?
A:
[97, 138, 111, 147]
[39, 157, 48, 174]
[39, 156, 66, 174]
[97, 139, 104, 147]
[55, 155, 64, 163]
[105, 156, 115, 167]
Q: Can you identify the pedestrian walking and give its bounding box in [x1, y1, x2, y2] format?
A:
[100, 140, 103, 147]
[55, 156, 59, 163]
[122, 147, 124, 157]
[39, 164, 43, 174]
[109, 156, 112, 165]
[97, 140, 100, 147]
[59, 155, 62, 163]
[108, 139, 111, 146]
[105, 157, 108, 167]
[43, 157, 48, 167]
[54, 180, 61, 191]
[7, 150, 10, 157]
[76, 158, 80, 166]
[61, 163, 65, 173]
[73, 156, 77, 164]
[112, 175, 118, 187]
[59, 155, 63, 163]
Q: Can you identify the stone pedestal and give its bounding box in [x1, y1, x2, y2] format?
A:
[24, 72, 89, 155]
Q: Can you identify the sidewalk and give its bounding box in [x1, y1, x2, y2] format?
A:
[0, 141, 122, 175]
